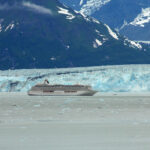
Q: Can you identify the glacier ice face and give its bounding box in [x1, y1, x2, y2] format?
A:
[1, 65, 150, 92]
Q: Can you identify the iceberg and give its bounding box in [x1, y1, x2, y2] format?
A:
[1, 65, 150, 92]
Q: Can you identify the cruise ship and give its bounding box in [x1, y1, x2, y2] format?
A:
[28, 80, 97, 96]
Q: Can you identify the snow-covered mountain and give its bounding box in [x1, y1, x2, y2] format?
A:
[121, 7, 150, 41]
[0, 0, 150, 70]
[60, 0, 150, 41]
[1, 65, 150, 92]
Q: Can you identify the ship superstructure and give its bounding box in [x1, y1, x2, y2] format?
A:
[28, 80, 97, 96]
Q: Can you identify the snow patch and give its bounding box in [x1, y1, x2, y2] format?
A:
[5, 23, 15, 32]
[57, 7, 75, 20]
[137, 41, 150, 44]
[92, 18, 100, 24]
[119, 20, 128, 30]
[66, 45, 70, 49]
[130, 8, 150, 27]
[124, 39, 142, 49]
[80, 0, 111, 15]
[79, 0, 84, 6]
[80, 12, 91, 22]
[74, 10, 80, 14]
[105, 24, 119, 40]
[95, 39, 103, 46]
[95, 29, 100, 33]
[103, 37, 108, 41]
[50, 57, 56, 61]
[95, 29, 105, 37]
[93, 39, 103, 48]
[0, 24, 2, 32]
[130, 41, 142, 49]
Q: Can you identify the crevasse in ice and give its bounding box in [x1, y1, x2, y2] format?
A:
[0, 65, 150, 92]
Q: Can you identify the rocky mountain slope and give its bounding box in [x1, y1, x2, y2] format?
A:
[0, 0, 149, 70]
[60, 0, 150, 41]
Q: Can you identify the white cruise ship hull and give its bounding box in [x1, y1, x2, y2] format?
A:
[28, 90, 97, 96]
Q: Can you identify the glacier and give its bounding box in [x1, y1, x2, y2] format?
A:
[1, 65, 150, 92]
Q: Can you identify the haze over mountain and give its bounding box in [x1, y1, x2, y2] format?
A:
[60, 0, 150, 41]
[0, 0, 150, 70]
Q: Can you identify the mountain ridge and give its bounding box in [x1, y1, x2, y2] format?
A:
[0, 0, 150, 70]
[60, 0, 150, 41]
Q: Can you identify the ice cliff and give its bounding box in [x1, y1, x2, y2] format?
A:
[1, 65, 150, 92]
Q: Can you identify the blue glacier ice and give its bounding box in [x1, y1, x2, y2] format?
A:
[1, 65, 150, 92]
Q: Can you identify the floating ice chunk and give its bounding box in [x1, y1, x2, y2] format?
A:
[60, 108, 71, 114]
[34, 104, 41, 108]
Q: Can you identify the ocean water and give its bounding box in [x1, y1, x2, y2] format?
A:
[0, 65, 150, 92]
